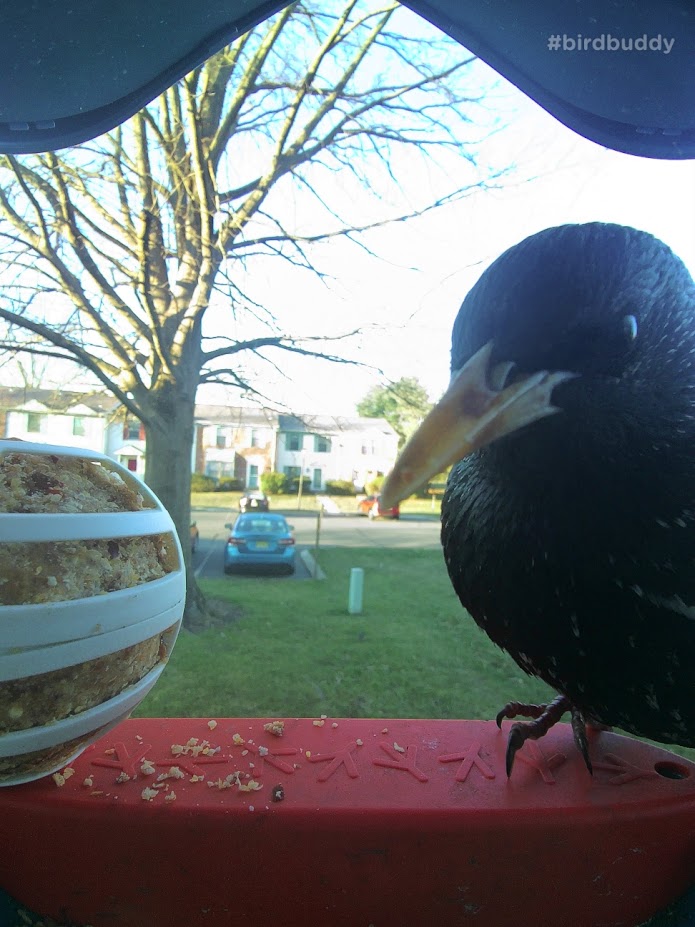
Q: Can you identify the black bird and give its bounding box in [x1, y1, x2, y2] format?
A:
[381, 222, 695, 774]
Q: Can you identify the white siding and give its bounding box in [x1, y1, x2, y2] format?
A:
[5, 402, 106, 452]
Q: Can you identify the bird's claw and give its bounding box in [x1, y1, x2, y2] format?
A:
[505, 723, 531, 777]
[496, 700, 549, 729]
[497, 694, 593, 777]
[570, 706, 593, 775]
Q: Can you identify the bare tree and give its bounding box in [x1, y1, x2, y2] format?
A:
[0, 0, 501, 625]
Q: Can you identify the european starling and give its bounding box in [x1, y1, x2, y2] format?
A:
[381, 222, 695, 774]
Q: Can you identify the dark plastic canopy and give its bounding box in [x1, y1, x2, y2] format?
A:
[0, 0, 693, 156]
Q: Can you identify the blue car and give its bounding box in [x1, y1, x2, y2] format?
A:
[224, 513, 296, 575]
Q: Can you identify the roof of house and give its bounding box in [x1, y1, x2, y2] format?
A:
[278, 414, 396, 436]
[194, 404, 278, 427]
[0, 386, 117, 416]
[0, 388, 398, 437]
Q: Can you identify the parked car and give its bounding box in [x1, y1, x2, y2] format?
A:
[239, 491, 270, 513]
[356, 494, 400, 520]
[190, 522, 200, 553]
[224, 513, 296, 575]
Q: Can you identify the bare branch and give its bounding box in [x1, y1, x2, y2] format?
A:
[0, 0, 509, 612]
[0, 306, 145, 419]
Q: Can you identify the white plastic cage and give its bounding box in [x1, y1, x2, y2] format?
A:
[0, 440, 186, 785]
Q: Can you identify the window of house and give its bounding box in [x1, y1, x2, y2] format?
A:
[361, 441, 375, 455]
[215, 427, 228, 448]
[26, 412, 44, 433]
[284, 465, 301, 479]
[205, 461, 234, 478]
[248, 464, 259, 489]
[123, 420, 144, 440]
[314, 435, 331, 453]
[250, 429, 265, 447]
[285, 432, 303, 451]
[72, 415, 86, 436]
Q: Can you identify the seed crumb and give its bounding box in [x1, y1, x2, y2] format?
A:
[393, 742, 405, 753]
[157, 766, 185, 781]
[208, 772, 241, 790]
[207, 720, 218, 730]
[356, 739, 363, 747]
[83, 776, 94, 788]
[116, 772, 131, 784]
[313, 719, 325, 727]
[263, 720, 285, 737]
[258, 745, 269, 757]
[141, 787, 159, 801]
[165, 791, 177, 802]
[232, 733, 245, 746]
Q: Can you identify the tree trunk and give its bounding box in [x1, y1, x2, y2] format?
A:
[142, 380, 208, 630]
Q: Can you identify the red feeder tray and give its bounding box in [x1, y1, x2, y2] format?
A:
[1, 717, 694, 927]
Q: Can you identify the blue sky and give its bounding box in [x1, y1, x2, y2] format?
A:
[201, 61, 695, 416]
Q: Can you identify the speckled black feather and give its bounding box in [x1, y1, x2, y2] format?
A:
[441, 222, 695, 746]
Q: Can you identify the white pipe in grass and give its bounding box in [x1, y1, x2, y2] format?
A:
[348, 567, 364, 615]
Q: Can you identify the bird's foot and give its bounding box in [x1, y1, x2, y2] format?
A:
[496, 694, 593, 776]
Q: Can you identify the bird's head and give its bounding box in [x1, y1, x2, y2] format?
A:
[381, 222, 695, 507]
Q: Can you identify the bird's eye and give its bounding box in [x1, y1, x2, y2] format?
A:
[622, 314, 638, 342]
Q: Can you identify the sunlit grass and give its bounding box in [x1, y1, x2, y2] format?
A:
[135, 547, 552, 720]
[190, 491, 441, 517]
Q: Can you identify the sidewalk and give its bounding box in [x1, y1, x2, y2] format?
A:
[315, 495, 342, 515]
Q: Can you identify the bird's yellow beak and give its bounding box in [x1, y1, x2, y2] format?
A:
[380, 342, 576, 508]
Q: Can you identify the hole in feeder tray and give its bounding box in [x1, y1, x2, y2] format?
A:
[653, 760, 690, 780]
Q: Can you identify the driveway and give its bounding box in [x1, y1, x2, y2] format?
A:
[190, 508, 442, 580]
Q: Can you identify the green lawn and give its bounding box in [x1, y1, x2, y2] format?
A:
[191, 490, 246, 510]
[329, 494, 441, 517]
[190, 491, 441, 517]
[135, 546, 553, 720]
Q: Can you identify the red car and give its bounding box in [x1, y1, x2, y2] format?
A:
[356, 494, 400, 520]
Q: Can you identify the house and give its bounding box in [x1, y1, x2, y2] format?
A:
[194, 404, 278, 489]
[0, 387, 155, 477]
[275, 414, 398, 491]
[0, 387, 112, 454]
[0, 388, 398, 490]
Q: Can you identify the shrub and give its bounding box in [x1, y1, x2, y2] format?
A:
[365, 474, 384, 495]
[287, 475, 311, 494]
[191, 473, 217, 492]
[215, 477, 243, 492]
[260, 471, 287, 494]
[325, 479, 356, 496]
